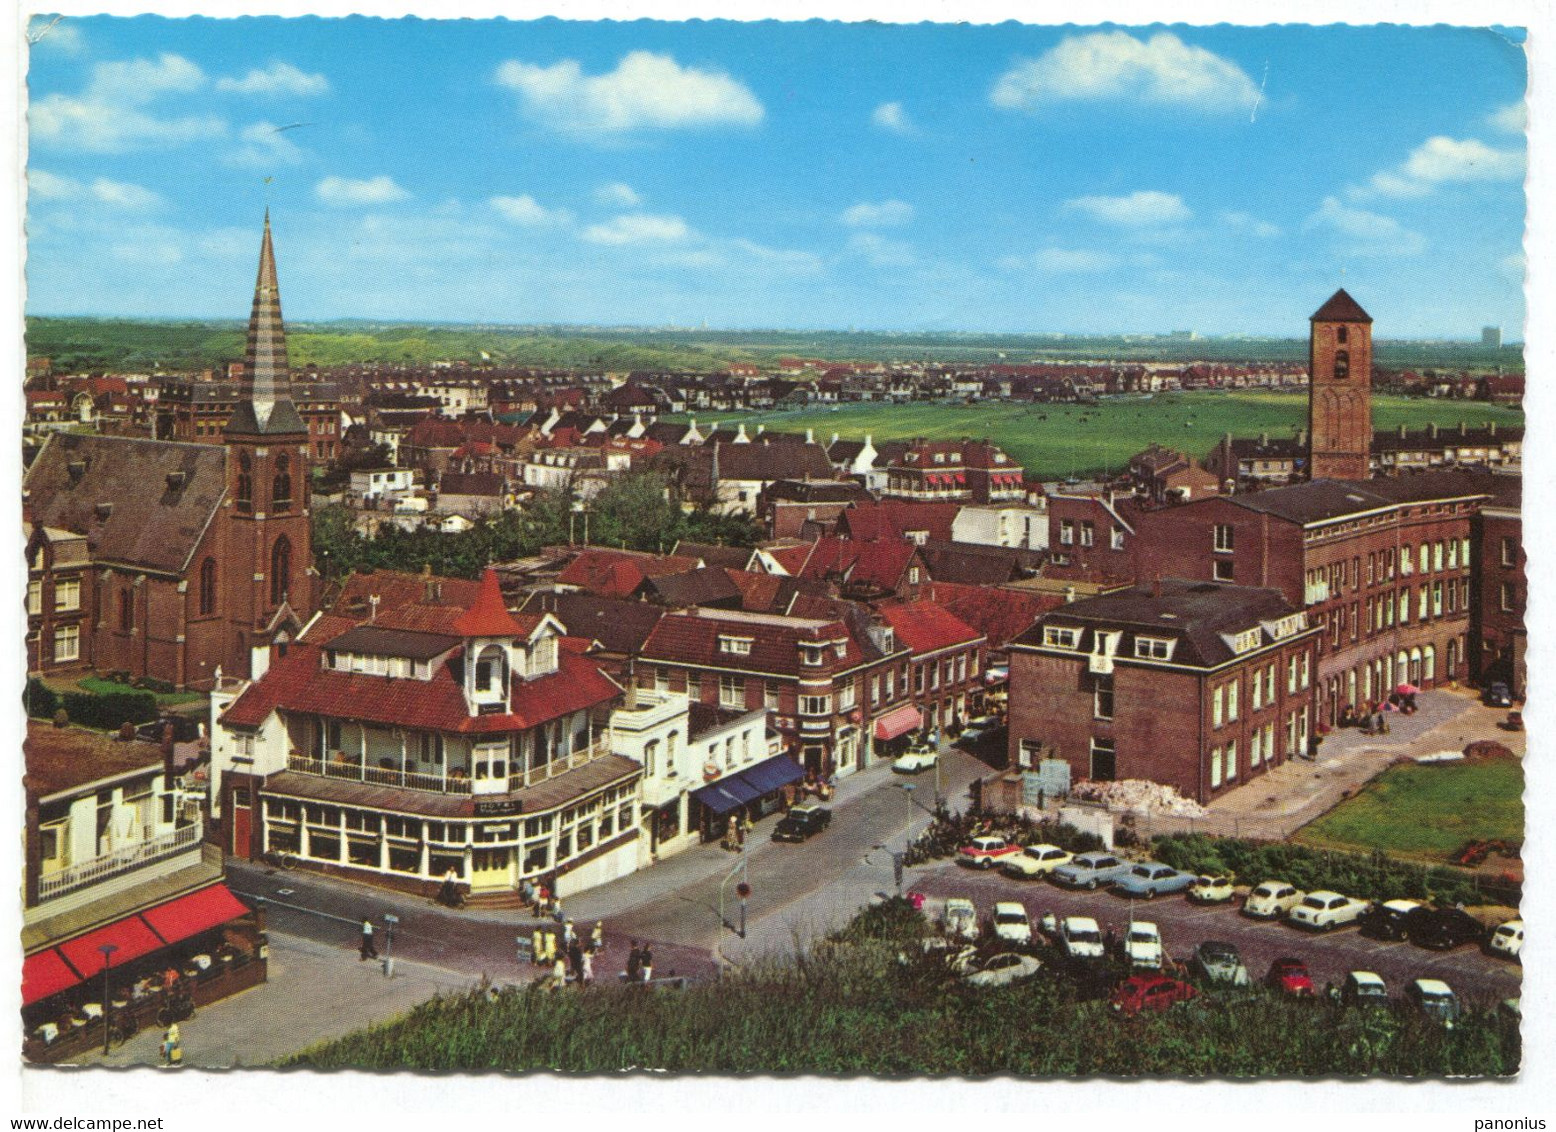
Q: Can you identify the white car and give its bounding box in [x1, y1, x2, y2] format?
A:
[943, 897, 979, 940]
[1287, 890, 1369, 931]
[1001, 844, 1074, 880]
[892, 744, 939, 774]
[993, 902, 1032, 944]
[1059, 915, 1106, 960]
[1187, 874, 1236, 904]
[1488, 919, 1524, 961]
[963, 952, 1042, 988]
[1123, 922, 1164, 969]
[1243, 881, 1305, 920]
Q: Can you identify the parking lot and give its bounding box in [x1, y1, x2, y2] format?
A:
[909, 862, 1521, 1005]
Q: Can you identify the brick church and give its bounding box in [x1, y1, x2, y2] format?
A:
[24, 213, 315, 690]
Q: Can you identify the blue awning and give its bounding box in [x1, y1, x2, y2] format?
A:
[691, 775, 762, 816]
[737, 755, 806, 796]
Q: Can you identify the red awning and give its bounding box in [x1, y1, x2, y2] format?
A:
[873, 704, 923, 741]
[22, 950, 82, 1006]
[141, 884, 251, 946]
[58, 915, 166, 980]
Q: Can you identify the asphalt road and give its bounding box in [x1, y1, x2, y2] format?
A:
[910, 865, 1522, 1006]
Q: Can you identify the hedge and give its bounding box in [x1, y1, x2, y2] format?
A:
[61, 689, 158, 731]
[24, 677, 60, 719]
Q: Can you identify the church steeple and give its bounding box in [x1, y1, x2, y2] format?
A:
[227, 211, 306, 436]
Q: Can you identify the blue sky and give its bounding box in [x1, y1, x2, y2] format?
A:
[24, 18, 1528, 338]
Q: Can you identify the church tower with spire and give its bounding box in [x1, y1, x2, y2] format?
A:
[1307, 288, 1374, 481]
[222, 212, 314, 677]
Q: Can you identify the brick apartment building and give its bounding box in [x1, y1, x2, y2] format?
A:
[1007, 580, 1320, 803]
[877, 601, 986, 734]
[1472, 474, 1525, 697]
[882, 439, 1024, 503]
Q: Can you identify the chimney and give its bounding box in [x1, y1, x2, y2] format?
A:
[166, 470, 186, 491]
[1152, 575, 1163, 598]
[1458, 421, 1467, 435]
[1427, 423, 1438, 439]
[1399, 424, 1408, 439]
[806, 428, 814, 445]
[1489, 421, 1497, 437]
[1063, 586, 1076, 603]
[831, 432, 839, 446]
[1258, 432, 1269, 447]
[422, 562, 436, 601]
[368, 594, 380, 623]
[94, 502, 114, 521]
[67, 459, 87, 482]
[1296, 429, 1309, 447]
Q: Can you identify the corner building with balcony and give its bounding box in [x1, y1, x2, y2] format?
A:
[211, 567, 641, 900]
[1007, 580, 1320, 804]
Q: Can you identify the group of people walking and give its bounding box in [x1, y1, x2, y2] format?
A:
[529, 918, 609, 988]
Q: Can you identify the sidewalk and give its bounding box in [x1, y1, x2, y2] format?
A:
[1154, 688, 1517, 840]
[58, 932, 473, 1068]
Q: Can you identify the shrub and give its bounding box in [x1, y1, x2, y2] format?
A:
[133, 675, 177, 694]
[24, 677, 60, 719]
[61, 688, 158, 731]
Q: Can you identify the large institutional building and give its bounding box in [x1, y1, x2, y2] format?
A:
[24, 215, 315, 689]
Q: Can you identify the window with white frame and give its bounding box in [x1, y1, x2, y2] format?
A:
[53, 623, 79, 662]
[1213, 559, 1235, 582]
[800, 694, 830, 716]
[1500, 582, 1517, 612]
[1093, 675, 1114, 720]
[26, 580, 41, 616]
[1210, 746, 1223, 788]
[1251, 674, 1263, 712]
[1080, 520, 1095, 547]
[54, 578, 80, 612]
[1224, 739, 1237, 781]
[1110, 527, 1125, 551]
[1300, 653, 1310, 689]
[1059, 520, 1075, 545]
[1227, 679, 1239, 723]
[719, 635, 753, 656]
[719, 674, 745, 708]
[1212, 686, 1224, 728]
[1250, 727, 1263, 767]
[1044, 626, 1080, 649]
[1213, 524, 1234, 552]
[1134, 636, 1175, 661]
[838, 680, 857, 710]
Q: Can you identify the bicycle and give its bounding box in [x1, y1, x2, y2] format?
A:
[156, 990, 195, 1028]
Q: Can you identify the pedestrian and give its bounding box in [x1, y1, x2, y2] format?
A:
[551, 955, 567, 990]
[437, 867, 460, 908]
[360, 918, 379, 961]
[520, 877, 535, 908]
[580, 948, 594, 987]
[552, 897, 565, 925]
[568, 939, 584, 983]
[562, 920, 576, 950]
[626, 940, 642, 983]
[542, 930, 557, 964]
[160, 1023, 182, 1067]
[535, 882, 550, 919]
[640, 943, 654, 985]
[591, 920, 605, 954]
[531, 927, 545, 966]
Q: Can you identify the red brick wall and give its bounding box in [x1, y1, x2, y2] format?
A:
[1309, 317, 1372, 480]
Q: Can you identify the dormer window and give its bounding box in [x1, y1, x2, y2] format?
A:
[1134, 636, 1176, 661]
[801, 644, 826, 667]
[1043, 626, 1080, 649]
[719, 635, 754, 656]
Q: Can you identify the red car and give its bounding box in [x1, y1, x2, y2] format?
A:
[1265, 957, 1315, 997]
[957, 836, 1023, 869]
[1110, 974, 1199, 1015]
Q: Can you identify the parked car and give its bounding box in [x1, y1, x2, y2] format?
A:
[957, 835, 1022, 869]
[1264, 957, 1315, 997]
[1052, 852, 1134, 891]
[1485, 681, 1514, 708]
[1287, 891, 1369, 932]
[1122, 922, 1164, 969]
[1358, 898, 1423, 940]
[1488, 919, 1524, 961]
[135, 714, 202, 743]
[1111, 974, 1198, 1015]
[1059, 915, 1106, 960]
[1334, 971, 1390, 1009]
[963, 952, 1042, 988]
[891, 744, 939, 775]
[1191, 941, 1250, 986]
[1243, 881, 1305, 920]
[1002, 843, 1074, 880]
[771, 803, 832, 843]
[943, 898, 979, 940]
[1405, 978, 1460, 1026]
[993, 902, 1033, 945]
[1404, 906, 1487, 950]
[1187, 874, 1236, 904]
[1112, 861, 1196, 900]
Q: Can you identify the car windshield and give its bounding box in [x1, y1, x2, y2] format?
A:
[996, 912, 1024, 924]
[1070, 929, 1101, 943]
[1129, 930, 1155, 942]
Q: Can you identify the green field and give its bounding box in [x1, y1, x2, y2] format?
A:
[1295, 756, 1524, 861]
[675, 392, 1523, 481]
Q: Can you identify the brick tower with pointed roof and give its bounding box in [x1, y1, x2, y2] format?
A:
[221, 212, 314, 677]
[1307, 288, 1373, 481]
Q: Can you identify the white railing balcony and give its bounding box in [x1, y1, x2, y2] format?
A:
[509, 736, 612, 790]
[38, 822, 204, 902]
[287, 754, 474, 795]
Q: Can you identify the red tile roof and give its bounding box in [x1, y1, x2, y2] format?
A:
[760, 541, 816, 576]
[800, 536, 918, 593]
[641, 609, 865, 679]
[452, 568, 524, 637]
[555, 549, 700, 599]
[840, 501, 959, 542]
[923, 581, 1062, 651]
[878, 601, 983, 657]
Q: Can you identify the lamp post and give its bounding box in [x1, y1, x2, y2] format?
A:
[98, 943, 118, 1055]
[897, 783, 916, 895]
[382, 913, 399, 978]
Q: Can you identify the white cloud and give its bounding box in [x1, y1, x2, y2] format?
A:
[1220, 210, 1281, 238]
[1500, 251, 1526, 282]
[1351, 135, 1525, 200]
[491, 194, 574, 227]
[1489, 101, 1526, 134]
[1064, 190, 1191, 227]
[29, 53, 224, 152]
[846, 232, 915, 267]
[315, 175, 411, 206]
[1000, 247, 1118, 273]
[27, 17, 83, 55]
[28, 169, 161, 209]
[224, 121, 308, 168]
[1306, 196, 1426, 257]
[582, 212, 693, 245]
[840, 199, 914, 228]
[495, 51, 764, 136]
[727, 239, 825, 273]
[872, 101, 912, 134]
[593, 182, 642, 207]
[992, 31, 1258, 113]
[216, 62, 330, 97]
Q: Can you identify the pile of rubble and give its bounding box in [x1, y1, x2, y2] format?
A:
[1070, 778, 1209, 818]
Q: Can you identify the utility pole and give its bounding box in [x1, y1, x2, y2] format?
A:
[98, 943, 118, 1055]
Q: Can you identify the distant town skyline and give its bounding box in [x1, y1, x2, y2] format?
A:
[26, 18, 1528, 338]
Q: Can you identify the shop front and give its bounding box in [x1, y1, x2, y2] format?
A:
[872, 703, 923, 762]
[23, 883, 266, 1063]
[688, 754, 806, 843]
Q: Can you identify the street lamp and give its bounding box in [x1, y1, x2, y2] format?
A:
[382, 913, 399, 978]
[896, 783, 916, 895]
[98, 943, 118, 1056]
